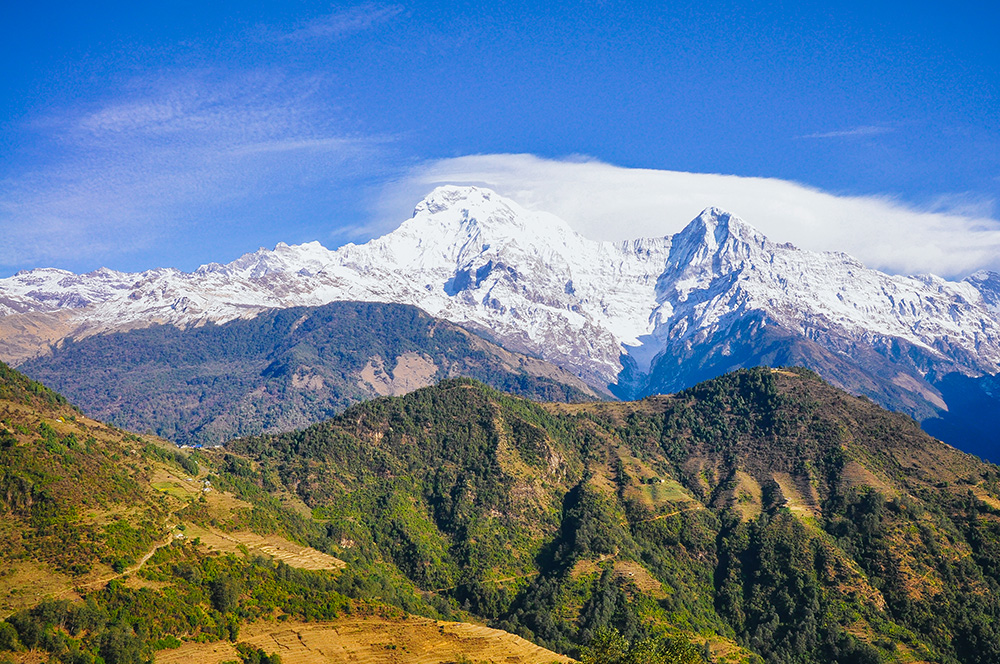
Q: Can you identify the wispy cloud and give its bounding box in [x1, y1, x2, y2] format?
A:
[0, 70, 389, 272]
[925, 192, 997, 219]
[797, 125, 895, 139]
[376, 154, 1000, 278]
[268, 3, 404, 42]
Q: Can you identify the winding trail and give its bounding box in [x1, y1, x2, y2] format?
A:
[67, 532, 177, 594]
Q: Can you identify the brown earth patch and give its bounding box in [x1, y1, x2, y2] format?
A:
[890, 372, 946, 411]
[0, 562, 81, 618]
[543, 395, 678, 425]
[457, 326, 600, 399]
[772, 472, 820, 520]
[150, 466, 251, 519]
[681, 456, 719, 500]
[611, 561, 666, 599]
[839, 461, 896, 495]
[275, 491, 317, 520]
[569, 559, 602, 580]
[0, 309, 83, 365]
[696, 634, 764, 664]
[0, 648, 52, 663]
[123, 575, 174, 591]
[732, 471, 762, 521]
[292, 371, 325, 390]
[973, 484, 1000, 511]
[359, 353, 439, 397]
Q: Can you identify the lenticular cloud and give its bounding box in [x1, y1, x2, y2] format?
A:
[378, 153, 1000, 279]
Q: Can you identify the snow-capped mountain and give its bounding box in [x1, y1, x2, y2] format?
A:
[966, 270, 1000, 315]
[3, 185, 1000, 415]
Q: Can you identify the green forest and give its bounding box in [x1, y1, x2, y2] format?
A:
[3, 364, 1000, 664]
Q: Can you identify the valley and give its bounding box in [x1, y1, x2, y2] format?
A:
[18, 301, 598, 447]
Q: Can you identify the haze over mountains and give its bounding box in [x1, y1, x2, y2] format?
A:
[3, 186, 1000, 457]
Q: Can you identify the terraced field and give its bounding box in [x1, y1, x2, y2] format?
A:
[185, 526, 345, 571]
[156, 617, 574, 664]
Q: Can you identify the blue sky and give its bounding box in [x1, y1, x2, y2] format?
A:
[2, 1, 998, 278]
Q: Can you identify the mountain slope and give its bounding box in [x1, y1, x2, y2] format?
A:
[0, 363, 587, 664]
[18, 301, 599, 446]
[5, 357, 1000, 663]
[224, 368, 1000, 664]
[3, 186, 1000, 456]
[0, 362, 170, 595]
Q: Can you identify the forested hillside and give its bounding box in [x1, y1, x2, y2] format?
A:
[20, 301, 598, 446]
[0, 363, 166, 581]
[0, 361, 580, 664]
[226, 368, 1000, 664]
[4, 363, 1000, 664]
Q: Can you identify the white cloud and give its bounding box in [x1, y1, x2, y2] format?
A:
[375, 153, 1000, 278]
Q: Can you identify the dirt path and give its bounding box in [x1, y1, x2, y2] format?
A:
[627, 503, 704, 525]
[0, 530, 178, 619]
[19, 463, 343, 610]
[64, 532, 177, 595]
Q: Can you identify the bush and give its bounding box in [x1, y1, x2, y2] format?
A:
[98, 624, 143, 664]
[211, 574, 241, 613]
[0, 623, 21, 651]
[235, 642, 282, 664]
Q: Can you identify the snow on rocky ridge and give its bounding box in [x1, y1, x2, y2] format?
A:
[2, 185, 1000, 390]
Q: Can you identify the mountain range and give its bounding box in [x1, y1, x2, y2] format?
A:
[3, 186, 1000, 457]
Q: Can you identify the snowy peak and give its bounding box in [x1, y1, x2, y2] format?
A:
[209, 240, 333, 279]
[408, 185, 579, 248]
[668, 207, 767, 268]
[412, 185, 496, 216]
[7, 185, 1000, 458]
[656, 208, 770, 305]
[966, 270, 1000, 314]
[343, 185, 588, 278]
[403, 185, 527, 259]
